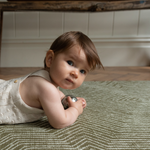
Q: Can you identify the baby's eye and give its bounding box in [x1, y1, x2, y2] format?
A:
[67, 60, 74, 66]
[80, 70, 86, 74]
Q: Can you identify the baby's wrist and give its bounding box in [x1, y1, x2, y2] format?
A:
[71, 106, 80, 115]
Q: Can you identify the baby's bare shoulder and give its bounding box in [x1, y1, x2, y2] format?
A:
[27, 76, 56, 90]
[28, 76, 60, 102]
[23, 76, 57, 95]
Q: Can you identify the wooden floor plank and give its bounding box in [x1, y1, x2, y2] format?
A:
[0, 67, 150, 81]
[85, 67, 150, 81]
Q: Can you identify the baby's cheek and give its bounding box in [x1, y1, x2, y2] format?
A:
[78, 78, 84, 87]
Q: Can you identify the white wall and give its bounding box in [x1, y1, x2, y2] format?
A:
[1, 10, 150, 67]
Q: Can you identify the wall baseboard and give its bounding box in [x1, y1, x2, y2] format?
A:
[1, 37, 150, 67]
[2, 37, 150, 47]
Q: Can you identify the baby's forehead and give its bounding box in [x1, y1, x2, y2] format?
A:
[64, 47, 91, 70]
[64, 46, 85, 59]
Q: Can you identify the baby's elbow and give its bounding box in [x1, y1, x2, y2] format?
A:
[49, 120, 71, 129]
[52, 124, 66, 129]
[50, 123, 67, 129]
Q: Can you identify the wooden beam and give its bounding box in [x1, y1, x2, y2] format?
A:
[0, 0, 150, 12]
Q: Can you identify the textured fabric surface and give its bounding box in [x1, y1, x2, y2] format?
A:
[0, 81, 150, 150]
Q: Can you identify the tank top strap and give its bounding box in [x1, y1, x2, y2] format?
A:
[29, 69, 51, 82]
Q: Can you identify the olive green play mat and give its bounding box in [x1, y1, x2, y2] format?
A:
[0, 81, 150, 150]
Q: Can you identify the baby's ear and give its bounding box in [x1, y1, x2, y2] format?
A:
[45, 50, 54, 68]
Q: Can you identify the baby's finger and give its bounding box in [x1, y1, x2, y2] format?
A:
[67, 96, 74, 106]
[81, 99, 86, 107]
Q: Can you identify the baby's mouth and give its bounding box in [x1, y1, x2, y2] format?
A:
[66, 78, 74, 84]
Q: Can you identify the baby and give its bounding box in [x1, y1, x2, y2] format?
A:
[0, 31, 103, 129]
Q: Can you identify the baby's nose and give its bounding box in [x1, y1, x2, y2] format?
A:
[70, 71, 78, 79]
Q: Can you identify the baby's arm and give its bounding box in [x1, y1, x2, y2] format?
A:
[38, 81, 84, 129]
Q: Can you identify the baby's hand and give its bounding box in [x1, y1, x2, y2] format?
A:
[67, 96, 84, 115]
[77, 97, 86, 109]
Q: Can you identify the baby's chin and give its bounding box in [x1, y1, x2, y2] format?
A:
[60, 86, 75, 90]
[59, 84, 79, 90]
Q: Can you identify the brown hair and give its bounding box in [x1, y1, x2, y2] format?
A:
[44, 31, 103, 70]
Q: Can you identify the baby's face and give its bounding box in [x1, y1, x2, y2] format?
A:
[49, 45, 90, 89]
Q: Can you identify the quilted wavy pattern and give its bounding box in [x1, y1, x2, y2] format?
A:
[0, 81, 150, 150]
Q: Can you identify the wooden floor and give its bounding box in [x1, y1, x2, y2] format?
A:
[0, 67, 150, 81]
